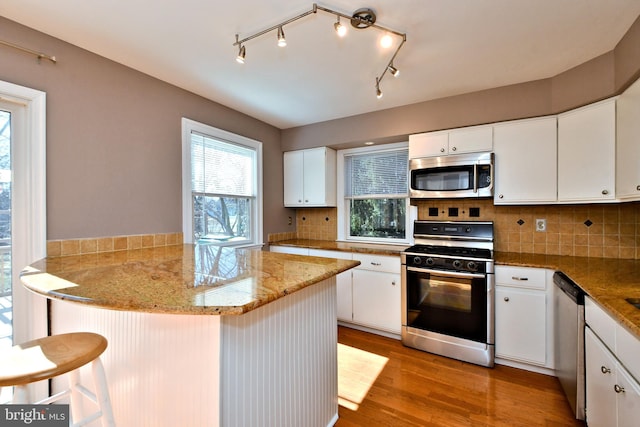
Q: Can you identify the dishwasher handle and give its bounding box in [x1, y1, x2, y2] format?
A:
[553, 271, 585, 305]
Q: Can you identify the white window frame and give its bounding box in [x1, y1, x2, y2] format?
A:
[0, 80, 48, 401]
[181, 118, 263, 247]
[337, 141, 410, 245]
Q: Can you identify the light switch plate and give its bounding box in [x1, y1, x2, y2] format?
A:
[536, 218, 546, 232]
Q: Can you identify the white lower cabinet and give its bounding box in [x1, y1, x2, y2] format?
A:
[350, 253, 401, 335]
[308, 249, 353, 323]
[585, 297, 640, 426]
[585, 327, 619, 426]
[352, 269, 401, 334]
[270, 245, 402, 337]
[495, 287, 546, 364]
[494, 266, 553, 370]
[269, 245, 309, 256]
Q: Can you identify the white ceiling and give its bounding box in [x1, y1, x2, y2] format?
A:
[2, 1, 640, 129]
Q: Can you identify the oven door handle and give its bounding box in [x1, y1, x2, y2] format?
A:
[407, 266, 486, 279]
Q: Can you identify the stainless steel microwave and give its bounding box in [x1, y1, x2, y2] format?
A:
[409, 152, 494, 198]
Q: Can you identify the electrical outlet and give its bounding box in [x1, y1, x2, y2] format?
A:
[536, 218, 546, 232]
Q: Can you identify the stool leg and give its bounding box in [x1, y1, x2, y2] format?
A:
[68, 369, 85, 424]
[91, 357, 115, 427]
[12, 385, 28, 404]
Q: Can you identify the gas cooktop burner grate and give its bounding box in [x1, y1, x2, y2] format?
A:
[405, 244, 492, 260]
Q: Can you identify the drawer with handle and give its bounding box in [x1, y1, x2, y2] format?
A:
[352, 253, 400, 274]
[495, 265, 546, 290]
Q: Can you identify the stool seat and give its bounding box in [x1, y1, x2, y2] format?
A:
[0, 332, 107, 386]
[0, 332, 115, 426]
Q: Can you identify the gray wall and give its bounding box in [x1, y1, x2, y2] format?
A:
[3, 14, 640, 242]
[282, 15, 640, 151]
[0, 17, 294, 241]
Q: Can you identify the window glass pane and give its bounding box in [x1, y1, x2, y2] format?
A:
[349, 198, 406, 239]
[191, 133, 255, 196]
[345, 149, 408, 197]
[343, 146, 408, 242]
[193, 195, 251, 243]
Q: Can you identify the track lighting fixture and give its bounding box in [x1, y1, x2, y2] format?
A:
[236, 44, 246, 64]
[334, 16, 347, 37]
[277, 26, 287, 47]
[388, 64, 399, 77]
[233, 3, 407, 98]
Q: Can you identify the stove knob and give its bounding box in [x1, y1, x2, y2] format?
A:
[452, 259, 462, 269]
[426, 258, 435, 266]
[413, 256, 422, 265]
[467, 261, 477, 271]
[465, 227, 472, 233]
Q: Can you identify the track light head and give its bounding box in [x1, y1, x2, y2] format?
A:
[334, 17, 347, 37]
[376, 78, 383, 99]
[236, 45, 246, 64]
[277, 26, 287, 47]
[388, 64, 399, 77]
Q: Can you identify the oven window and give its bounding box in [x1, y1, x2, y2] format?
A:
[420, 277, 472, 312]
[406, 270, 487, 342]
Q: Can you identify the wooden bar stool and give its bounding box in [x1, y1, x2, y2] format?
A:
[0, 332, 115, 427]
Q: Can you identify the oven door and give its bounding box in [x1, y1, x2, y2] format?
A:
[403, 266, 492, 344]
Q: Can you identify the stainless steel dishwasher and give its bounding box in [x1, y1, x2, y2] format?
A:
[553, 271, 586, 420]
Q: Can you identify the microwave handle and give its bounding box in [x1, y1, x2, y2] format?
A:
[473, 163, 478, 193]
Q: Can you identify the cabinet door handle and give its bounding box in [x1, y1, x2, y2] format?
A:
[440, 147, 445, 153]
[391, 281, 396, 286]
[602, 189, 609, 195]
[370, 262, 382, 266]
[511, 276, 528, 281]
[637, 185, 640, 191]
[614, 384, 625, 393]
[503, 297, 510, 302]
[498, 194, 504, 199]
[451, 146, 457, 152]
[601, 366, 611, 374]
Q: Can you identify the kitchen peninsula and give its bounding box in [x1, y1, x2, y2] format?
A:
[20, 244, 360, 427]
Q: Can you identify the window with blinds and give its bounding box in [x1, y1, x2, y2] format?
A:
[343, 147, 408, 241]
[182, 118, 262, 246]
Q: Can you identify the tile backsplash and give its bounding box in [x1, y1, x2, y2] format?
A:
[415, 199, 640, 259]
[295, 208, 338, 241]
[274, 200, 640, 259]
[47, 232, 183, 257]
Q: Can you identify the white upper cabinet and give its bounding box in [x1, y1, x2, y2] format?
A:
[493, 116, 557, 204]
[557, 98, 616, 202]
[448, 125, 493, 154]
[616, 77, 640, 201]
[283, 147, 336, 207]
[409, 124, 492, 158]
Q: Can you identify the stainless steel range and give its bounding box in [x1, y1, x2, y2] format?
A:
[401, 220, 495, 367]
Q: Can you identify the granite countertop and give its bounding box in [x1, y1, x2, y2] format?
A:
[20, 244, 360, 315]
[496, 252, 640, 338]
[270, 239, 408, 256]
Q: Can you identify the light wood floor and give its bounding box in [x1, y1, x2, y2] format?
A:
[336, 326, 585, 427]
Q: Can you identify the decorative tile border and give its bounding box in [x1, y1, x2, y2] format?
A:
[47, 233, 183, 257]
